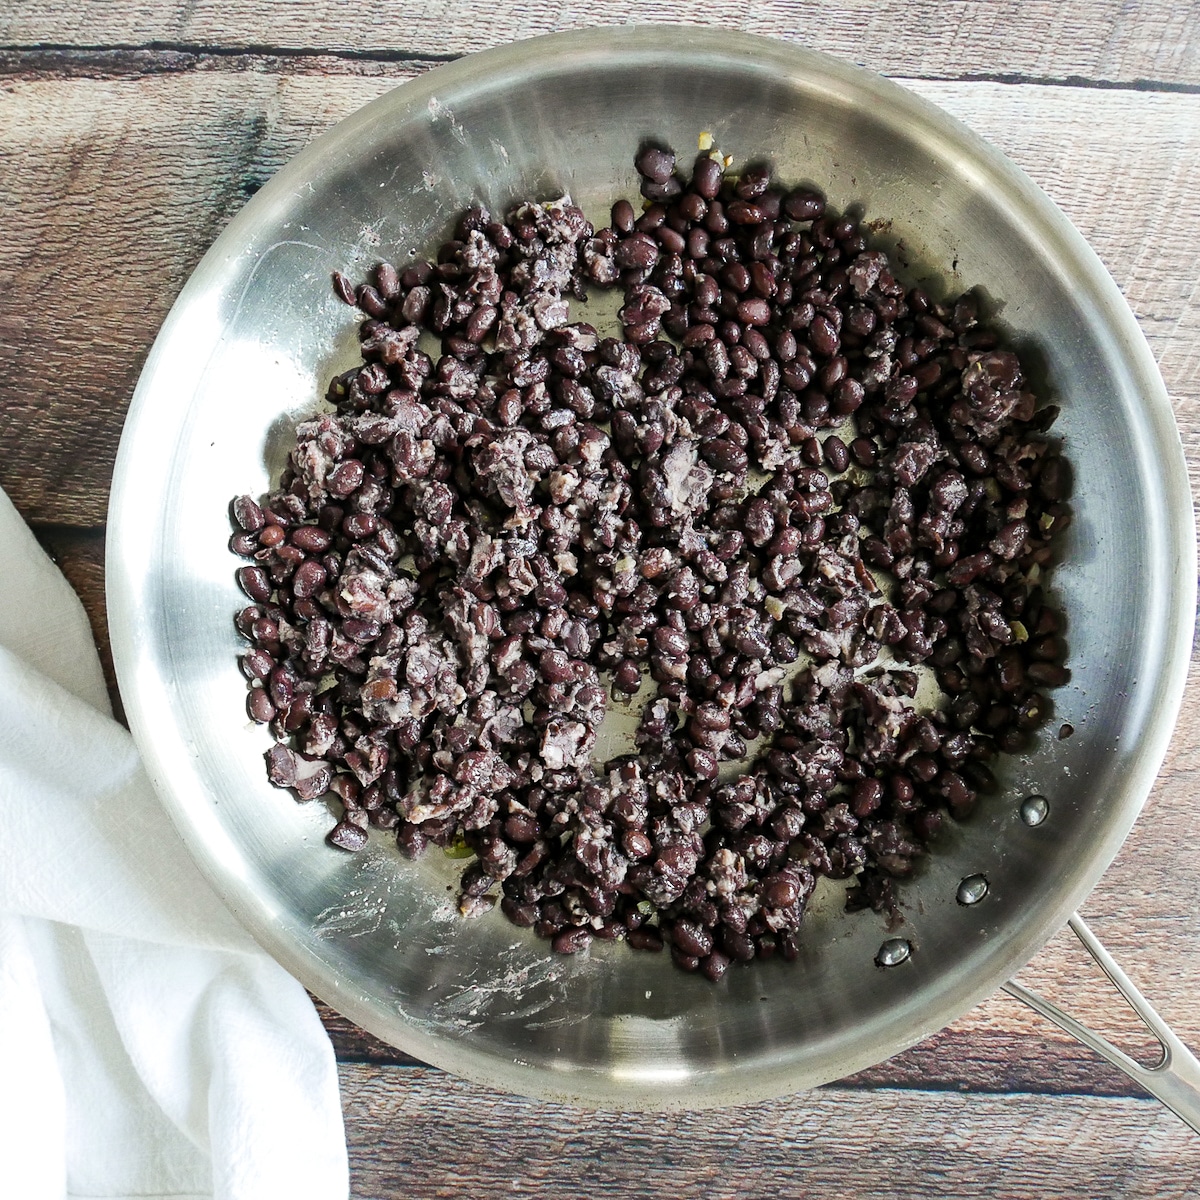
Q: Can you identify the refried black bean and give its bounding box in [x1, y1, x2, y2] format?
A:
[232, 145, 1070, 978]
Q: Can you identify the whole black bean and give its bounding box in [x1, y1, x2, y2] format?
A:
[783, 189, 825, 221]
[657, 226, 686, 255]
[736, 297, 771, 326]
[611, 659, 642, 695]
[823, 435, 850, 473]
[628, 926, 664, 952]
[237, 566, 272, 602]
[327, 459, 364, 498]
[291, 525, 332, 554]
[342, 513, 378, 539]
[247, 687, 275, 724]
[233, 495, 265, 532]
[849, 435, 877, 466]
[691, 154, 723, 198]
[672, 920, 713, 958]
[332, 270, 357, 305]
[615, 233, 660, 270]
[687, 748, 719, 780]
[552, 927, 593, 955]
[726, 200, 765, 226]
[809, 314, 840, 356]
[703, 438, 749, 473]
[1027, 661, 1069, 687]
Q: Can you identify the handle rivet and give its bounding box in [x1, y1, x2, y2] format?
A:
[957, 874, 989, 905]
[1020, 794, 1049, 826]
[875, 938, 911, 967]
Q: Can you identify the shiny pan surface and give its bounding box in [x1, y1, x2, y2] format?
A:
[107, 27, 1194, 1108]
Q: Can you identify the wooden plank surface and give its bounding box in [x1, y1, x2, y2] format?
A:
[2, 1, 1198, 86]
[338, 1064, 1200, 1200]
[3, 8, 1200, 1195]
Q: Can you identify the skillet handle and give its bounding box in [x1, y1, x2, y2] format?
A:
[1002, 913, 1200, 1136]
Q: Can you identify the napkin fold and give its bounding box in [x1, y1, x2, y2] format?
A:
[0, 488, 349, 1200]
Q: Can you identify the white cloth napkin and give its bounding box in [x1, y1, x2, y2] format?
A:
[0, 488, 349, 1200]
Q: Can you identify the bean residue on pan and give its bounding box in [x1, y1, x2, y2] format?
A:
[231, 144, 1070, 981]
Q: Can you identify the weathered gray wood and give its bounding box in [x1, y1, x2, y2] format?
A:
[0, 47, 447, 79]
[1, 75, 1198, 525]
[2, 1, 1198, 86]
[337, 1062, 1200, 1199]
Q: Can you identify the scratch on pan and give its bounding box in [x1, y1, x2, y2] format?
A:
[431, 954, 572, 1029]
[387, 994, 446, 1037]
[490, 138, 510, 164]
[428, 96, 468, 146]
[313, 887, 388, 939]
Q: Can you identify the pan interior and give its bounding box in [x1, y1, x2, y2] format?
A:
[106, 28, 1193, 1109]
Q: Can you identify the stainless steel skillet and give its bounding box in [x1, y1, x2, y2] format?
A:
[106, 27, 1200, 1122]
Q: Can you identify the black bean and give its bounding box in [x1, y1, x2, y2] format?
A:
[623, 830, 653, 859]
[783, 189, 825, 221]
[823, 435, 850, 473]
[691, 154, 723, 198]
[237, 566, 272, 602]
[1038, 457, 1070, 502]
[552, 927, 593, 955]
[332, 270, 357, 305]
[1027, 661, 1069, 687]
[612, 659, 641, 694]
[702, 438, 749, 473]
[809, 314, 840, 356]
[233, 495, 265, 532]
[291, 525, 332, 554]
[687, 748, 719, 780]
[1030, 634, 1063, 661]
[615, 233, 660, 270]
[762, 875, 798, 908]
[672, 920, 713, 958]
[628, 926, 664, 952]
[717, 196, 758, 225]
[328, 820, 368, 852]
[655, 226, 685, 255]
[736, 297, 771, 326]
[327, 459, 364, 498]
[257, 523, 285, 548]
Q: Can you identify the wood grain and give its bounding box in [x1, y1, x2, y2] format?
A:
[2, 1, 1198, 86]
[1, 73, 1198, 526]
[337, 1063, 1200, 1200]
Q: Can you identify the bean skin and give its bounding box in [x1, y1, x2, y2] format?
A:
[237, 566, 272, 602]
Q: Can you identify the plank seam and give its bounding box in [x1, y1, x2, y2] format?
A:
[0, 45, 1198, 94]
[0, 41, 461, 63]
